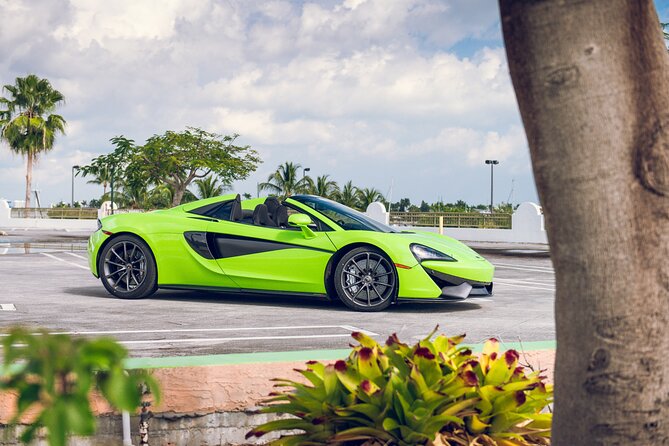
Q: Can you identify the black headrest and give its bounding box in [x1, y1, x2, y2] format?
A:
[230, 196, 242, 221]
[253, 204, 271, 226]
[274, 205, 288, 227]
[265, 196, 280, 214]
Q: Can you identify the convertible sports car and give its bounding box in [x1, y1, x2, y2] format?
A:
[88, 194, 494, 311]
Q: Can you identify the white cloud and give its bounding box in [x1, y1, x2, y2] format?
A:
[0, 0, 537, 206]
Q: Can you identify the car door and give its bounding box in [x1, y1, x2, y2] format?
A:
[206, 216, 337, 294]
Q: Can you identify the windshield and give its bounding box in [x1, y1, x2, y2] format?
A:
[292, 195, 397, 233]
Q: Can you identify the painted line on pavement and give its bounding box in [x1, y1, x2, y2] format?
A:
[41, 252, 89, 270]
[0, 325, 379, 337]
[64, 252, 88, 261]
[494, 262, 553, 271]
[497, 278, 556, 288]
[494, 263, 554, 273]
[0, 304, 16, 311]
[119, 333, 358, 345]
[494, 279, 554, 292]
[123, 340, 558, 369]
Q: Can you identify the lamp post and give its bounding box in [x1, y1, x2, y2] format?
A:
[110, 165, 115, 215]
[484, 160, 499, 213]
[302, 167, 311, 179]
[71, 165, 80, 207]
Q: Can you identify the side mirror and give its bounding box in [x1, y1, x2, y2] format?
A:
[288, 213, 316, 239]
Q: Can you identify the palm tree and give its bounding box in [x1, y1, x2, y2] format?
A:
[259, 162, 310, 199]
[338, 181, 359, 209]
[85, 164, 112, 197]
[308, 175, 340, 199]
[0, 75, 66, 207]
[194, 175, 225, 199]
[358, 187, 385, 210]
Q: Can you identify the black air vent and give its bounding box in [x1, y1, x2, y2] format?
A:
[184, 231, 214, 259]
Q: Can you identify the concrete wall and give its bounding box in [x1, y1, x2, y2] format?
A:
[0, 199, 97, 231]
[366, 201, 548, 245]
[0, 351, 555, 445]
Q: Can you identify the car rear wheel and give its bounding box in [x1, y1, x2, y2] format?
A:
[99, 235, 157, 299]
[334, 247, 396, 312]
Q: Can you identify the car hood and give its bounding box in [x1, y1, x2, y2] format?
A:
[395, 230, 485, 262]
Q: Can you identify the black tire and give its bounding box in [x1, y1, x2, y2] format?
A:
[98, 234, 157, 299]
[334, 246, 397, 312]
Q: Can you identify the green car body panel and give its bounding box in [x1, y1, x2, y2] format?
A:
[88, 194, 494, 302]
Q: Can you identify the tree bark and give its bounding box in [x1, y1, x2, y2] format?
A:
[172, 186, 185, 207]
[499, 1, 669, 444]
[25, 153, 33, 208]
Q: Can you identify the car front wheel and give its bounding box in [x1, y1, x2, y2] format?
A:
[334, 247, 397, 312]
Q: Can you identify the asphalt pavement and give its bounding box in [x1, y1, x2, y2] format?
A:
[0, 242, 554, 358]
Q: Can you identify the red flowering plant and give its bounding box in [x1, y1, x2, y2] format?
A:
[247, 327, 552, 446]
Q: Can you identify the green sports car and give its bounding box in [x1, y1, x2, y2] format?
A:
[88, 194, 494, 311]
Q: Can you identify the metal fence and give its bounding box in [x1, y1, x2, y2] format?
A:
[10, 207, 99, 220]
[389, 212, 512, 229]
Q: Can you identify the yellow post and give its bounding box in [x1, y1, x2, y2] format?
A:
[439, 216, 444, 235]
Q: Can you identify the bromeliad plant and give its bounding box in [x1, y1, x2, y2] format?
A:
[0, 328, 160, 446]
[247, 328, 552, 446]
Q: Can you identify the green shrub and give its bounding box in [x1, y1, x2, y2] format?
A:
[0, 328, 160, 446]
[247, 328, 551, 446]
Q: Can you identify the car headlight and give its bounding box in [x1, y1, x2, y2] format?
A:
[410, 244, 456, 262]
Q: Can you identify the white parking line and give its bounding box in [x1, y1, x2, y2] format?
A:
[0, 304, 16, 311]
[119, 333, 359, 345]
[64, 252, 88, 261]
[494, 265, 554, 274]
[494, 262, 554, 272]
[494, 279, 554, 292]
[497, 278, 556, 288]
[41, 252, 89, 270]
[0, 325, 380, 337]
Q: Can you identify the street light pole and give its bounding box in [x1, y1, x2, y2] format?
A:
[485, 160, 499, 213]
[302, 167, 311, 179]
[110, 166, 115, 215]
[71, 165, 80, 207]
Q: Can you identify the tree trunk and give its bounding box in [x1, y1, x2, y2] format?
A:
[172, 186, 185, 207]
[25, 153, 33, 208]
[499, 1, 669, 444]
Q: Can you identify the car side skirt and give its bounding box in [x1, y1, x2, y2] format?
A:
[159, 284, 330, 300]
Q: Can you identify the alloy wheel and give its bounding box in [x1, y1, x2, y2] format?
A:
[102, 240, 147, 293]
[340, 251, 396, 307]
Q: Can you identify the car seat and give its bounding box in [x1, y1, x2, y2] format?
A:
[273, 205, 288, 227]
[264, 197, 284, 227]
[230, 195, 242, 222]
[252, 204, 273, 226]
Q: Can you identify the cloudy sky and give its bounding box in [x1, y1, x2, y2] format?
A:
[1, 0, 668, 207]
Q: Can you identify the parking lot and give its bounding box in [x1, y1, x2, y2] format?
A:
[0, 244, 555, 358]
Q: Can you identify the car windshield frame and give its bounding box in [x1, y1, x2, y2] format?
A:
[291, 195, 397, 233]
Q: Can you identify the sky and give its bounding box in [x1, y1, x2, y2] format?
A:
[1, 0, 668, 207]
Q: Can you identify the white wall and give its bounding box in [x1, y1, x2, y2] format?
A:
[0, 199, 97, 231]
[366, 201, 548, 245]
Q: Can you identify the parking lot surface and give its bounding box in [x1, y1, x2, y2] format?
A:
[0, 246, 555, 357]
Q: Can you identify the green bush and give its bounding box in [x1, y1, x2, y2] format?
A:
[0, 328, 160, 446]
[247, 328, 551, 446]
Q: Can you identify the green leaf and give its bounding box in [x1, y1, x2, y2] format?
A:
[64, 397, 95, 435]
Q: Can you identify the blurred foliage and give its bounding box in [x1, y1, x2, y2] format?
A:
[0, 328, 160, 446]
[248, 328, 551, 446]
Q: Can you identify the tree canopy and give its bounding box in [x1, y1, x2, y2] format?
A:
[0, 74, 66, 207]
[81, 127, 260, 207]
